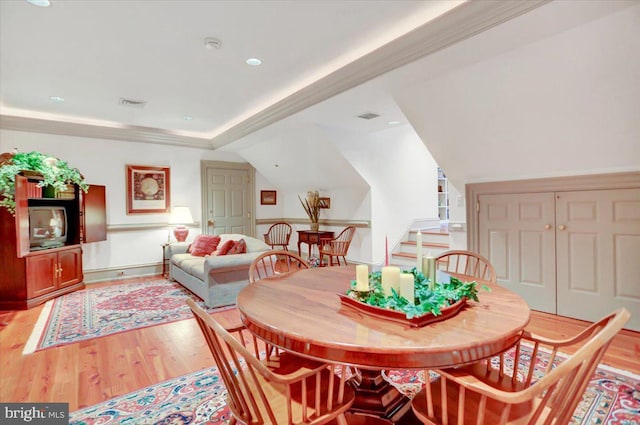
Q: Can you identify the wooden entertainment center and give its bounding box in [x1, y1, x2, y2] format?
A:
[0, 173, 106, 310]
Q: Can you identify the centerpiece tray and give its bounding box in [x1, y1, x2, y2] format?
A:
[337, 294, 467, 328]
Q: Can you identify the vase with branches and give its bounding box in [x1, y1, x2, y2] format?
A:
[298, 190, 320, 231]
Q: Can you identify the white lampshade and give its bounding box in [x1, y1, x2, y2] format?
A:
[169, 206, 194, 225]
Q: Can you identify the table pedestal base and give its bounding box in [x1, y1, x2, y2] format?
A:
[347, 369, 418, 424]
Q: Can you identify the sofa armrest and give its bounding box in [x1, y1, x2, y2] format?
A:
[167, 242, 190, 257]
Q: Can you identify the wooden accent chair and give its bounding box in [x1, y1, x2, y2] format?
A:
[263, 222, 293, 251]
[411, 307, 630, 425]
[187, 298, 355, 425]
[435, 250, 497, 284]
[319, 226, 356, 266]
[249, 250, 309, 283]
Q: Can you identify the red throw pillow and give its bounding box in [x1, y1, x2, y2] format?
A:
[188, 235, 221, 257]
[216, 239, 235, 256]
[227, 239, 247, 255]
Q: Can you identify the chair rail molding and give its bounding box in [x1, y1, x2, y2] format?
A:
[256, 218, 370, 228]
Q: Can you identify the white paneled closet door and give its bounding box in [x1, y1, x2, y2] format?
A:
[478, 193, 556, 313]
[556, 188, 640, 330]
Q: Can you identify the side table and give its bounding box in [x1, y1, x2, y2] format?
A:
[162, 243, 171, 278]
[297, 230, 334, 259]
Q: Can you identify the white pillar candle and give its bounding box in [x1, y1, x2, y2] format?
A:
[416, 231, 422, 273]
[399, 273, 415, 303]
[381, 266, 400, 297]
[422, 256, 431, 280]
[427, 256, 437, 290]
[355, 264, 369, 291]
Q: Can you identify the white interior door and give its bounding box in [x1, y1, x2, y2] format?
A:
[479, 193, 556, 313]
[556, 188, 640, 330]
[203, 163, 253, 236]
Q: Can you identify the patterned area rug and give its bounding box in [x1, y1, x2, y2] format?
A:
[23, 279, 228, 354]
[69, 346, 640, 425]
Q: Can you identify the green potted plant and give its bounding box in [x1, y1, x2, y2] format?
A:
[0, 150, 88, 215]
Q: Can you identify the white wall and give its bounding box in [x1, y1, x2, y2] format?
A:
[446, 180, 467, 250]
[230, 122, 373, 262]
[396, 3, 640, 191]
[0, 129, 245, 273]
[322, 124, 439, 264]
[225, 119, 441, 265]
[254, 170, 284, 220]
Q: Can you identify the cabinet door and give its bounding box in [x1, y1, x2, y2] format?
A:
[58, 247, 83, 288]
[478, 192, 556, 313]
[83, 184, 107, 243]
[556, 188, 640, 330]
[26, 252, 57, 298]
[14, 175, 30, 258]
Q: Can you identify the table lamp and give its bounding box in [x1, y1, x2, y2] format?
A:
[169, 206, 194, 242]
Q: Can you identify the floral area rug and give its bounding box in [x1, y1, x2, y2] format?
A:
[69, 346, 639, 425]
[23, 279, 230, 354]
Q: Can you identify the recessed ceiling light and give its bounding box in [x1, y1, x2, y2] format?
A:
[26, 0, 50, 6]
[183, 115, 193, 121]
[49, 96, 64, 102]
[388, 120, 401, 125]
[246, 58, 262, 66]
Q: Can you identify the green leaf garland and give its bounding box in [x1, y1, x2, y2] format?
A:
[346, 268, 490, 319]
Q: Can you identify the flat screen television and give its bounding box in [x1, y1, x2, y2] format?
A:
[29, 206, 68, 250]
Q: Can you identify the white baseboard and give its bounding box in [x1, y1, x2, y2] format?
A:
[84, 263, 163, 284]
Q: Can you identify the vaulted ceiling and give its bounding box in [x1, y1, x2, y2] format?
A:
[1, 0, 547, 149]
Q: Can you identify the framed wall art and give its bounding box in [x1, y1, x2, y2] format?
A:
[260, 190, 277, 205]
[126, 165, 170, 214]
[319, 197, 331, 209]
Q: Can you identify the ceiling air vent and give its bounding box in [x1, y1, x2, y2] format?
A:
[357, 112, 380, 120]
[119, 98, 146, 108]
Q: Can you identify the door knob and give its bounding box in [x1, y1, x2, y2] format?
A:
[544, 224, 552, 230]
[208, 219, 215, 225]
[558, 225, 567, 231]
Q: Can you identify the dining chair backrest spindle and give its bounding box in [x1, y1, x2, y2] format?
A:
[435, 250, 497, 284]
[411, 307, 630, 425]
[187, 298, 355, 425]
[249, 250, 309, 284]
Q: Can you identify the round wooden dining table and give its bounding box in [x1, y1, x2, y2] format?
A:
[237, 265, 530, 424]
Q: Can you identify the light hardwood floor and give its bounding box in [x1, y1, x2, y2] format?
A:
[0, 275, 638, 412]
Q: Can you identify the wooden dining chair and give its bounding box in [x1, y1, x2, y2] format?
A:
[319, 226, 356, 266]
[263, 222, 293, 251]
[435, 250, 497, 284]
[411, 307, 630, 425]
[249, 250, 309, 283]
[220, 250, 310, 355]
[187, 298, 355, 425]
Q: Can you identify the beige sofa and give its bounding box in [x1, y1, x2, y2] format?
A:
[167, 234, 270, 307]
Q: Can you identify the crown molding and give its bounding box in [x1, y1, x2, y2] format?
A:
[1, 0, 549, 149]
[0, 115, 212, 149]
